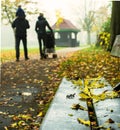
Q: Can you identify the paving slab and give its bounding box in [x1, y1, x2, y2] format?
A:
[94, 98, 120, 130]
[40, 78, 90, 130]
[92, 82, 120, 130]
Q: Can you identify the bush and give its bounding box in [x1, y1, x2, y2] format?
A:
[96, 17, 111, 50]
[101, 17, 111, 32]
[96, 32, 110, 50]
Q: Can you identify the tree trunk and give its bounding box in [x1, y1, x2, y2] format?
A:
[87, 30, 91, 45]
[109, 1, 120, 51]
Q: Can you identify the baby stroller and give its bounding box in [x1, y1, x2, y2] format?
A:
[45, 32, 57, 58]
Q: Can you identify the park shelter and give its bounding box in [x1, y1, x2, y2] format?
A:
[52, 18, 80, 47]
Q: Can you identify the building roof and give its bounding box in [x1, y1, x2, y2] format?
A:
[52, 18, 80, 32]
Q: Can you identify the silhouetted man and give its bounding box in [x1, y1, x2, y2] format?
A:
[12, 17, 30, 61]
[35, 13, 53, 59]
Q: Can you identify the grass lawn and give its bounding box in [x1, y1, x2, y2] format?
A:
[0, 47, 67, 62]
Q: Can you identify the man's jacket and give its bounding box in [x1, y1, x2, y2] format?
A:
[12, 18, 30, 37]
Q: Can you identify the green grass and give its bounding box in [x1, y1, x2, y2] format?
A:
[0, 47, 68, 62]
[1, 47, 66, 52]
[79, 46, 104, 52]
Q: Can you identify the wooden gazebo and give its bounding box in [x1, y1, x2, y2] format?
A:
[52, 18, 80, 47]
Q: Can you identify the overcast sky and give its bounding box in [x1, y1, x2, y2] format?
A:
[28, 0, 110, 24]
[2, 0, 110, 25]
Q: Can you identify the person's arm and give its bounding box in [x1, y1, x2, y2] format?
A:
[12, 20, 16, 28]
[26, 20, 30, 29]
[35, 21, 39, 33]
[46, 21, 53, 33]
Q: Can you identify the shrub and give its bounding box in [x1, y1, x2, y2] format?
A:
[96, 32, 110, 50]
[96, 17, 111, 50]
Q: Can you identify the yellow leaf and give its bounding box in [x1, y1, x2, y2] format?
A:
[11, 122, 18, 128]
[79, 92, 90, 99]
[29, 107, 35, 111]
[106, 128, 111, 130]
[77, 118, 90, 126]
[18, 120, 25, 126]
[18, 114, 32, 121]
[118, 123, 120, 128]
[71, 104, 88, 111]
[4, 126, 8, 130]
[37, 112, 43, 117]
[92, 93, 106, 103]
[73, 79, 83, 87]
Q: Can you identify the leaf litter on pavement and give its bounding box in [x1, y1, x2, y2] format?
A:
[1, 58, 62, 130]
[1, 47, 120, 129]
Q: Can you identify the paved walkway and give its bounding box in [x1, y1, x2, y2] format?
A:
[0, 46, 88, 129]
[56, 47, 82, 57]
[30, 46, 88, 60]
[51, 46, 89, 58]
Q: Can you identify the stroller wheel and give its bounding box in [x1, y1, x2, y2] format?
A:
[53, 54, 57, 58]
[44, 54, 48, 59]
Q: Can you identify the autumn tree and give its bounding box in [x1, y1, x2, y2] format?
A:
[81, 2, 111, 45]
[95, 5, 111, 33]
[109, 1, 120, 51]
[1, 0, 39, 46]
[1, 0, 38, 25]
[78, 1, 109, 45]
[81, 10, 95, 45]
[78, 0, 96, 45]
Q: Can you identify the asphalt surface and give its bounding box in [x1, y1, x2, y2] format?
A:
[0, 47, 84, 130]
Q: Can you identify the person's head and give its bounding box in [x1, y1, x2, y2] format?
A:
[39, 13, 44, 17]
[18, 5, 21, 8]
[38, 13, 44, 20]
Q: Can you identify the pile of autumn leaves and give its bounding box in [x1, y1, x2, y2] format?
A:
[59, 47, 120, 87]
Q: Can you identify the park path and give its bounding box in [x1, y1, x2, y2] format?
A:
[0, 46, 88, 129]
[30, 46, 88, 60]
[56, 47, 81, 57]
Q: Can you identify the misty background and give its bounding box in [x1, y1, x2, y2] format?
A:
[1, 0, 110, 50]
